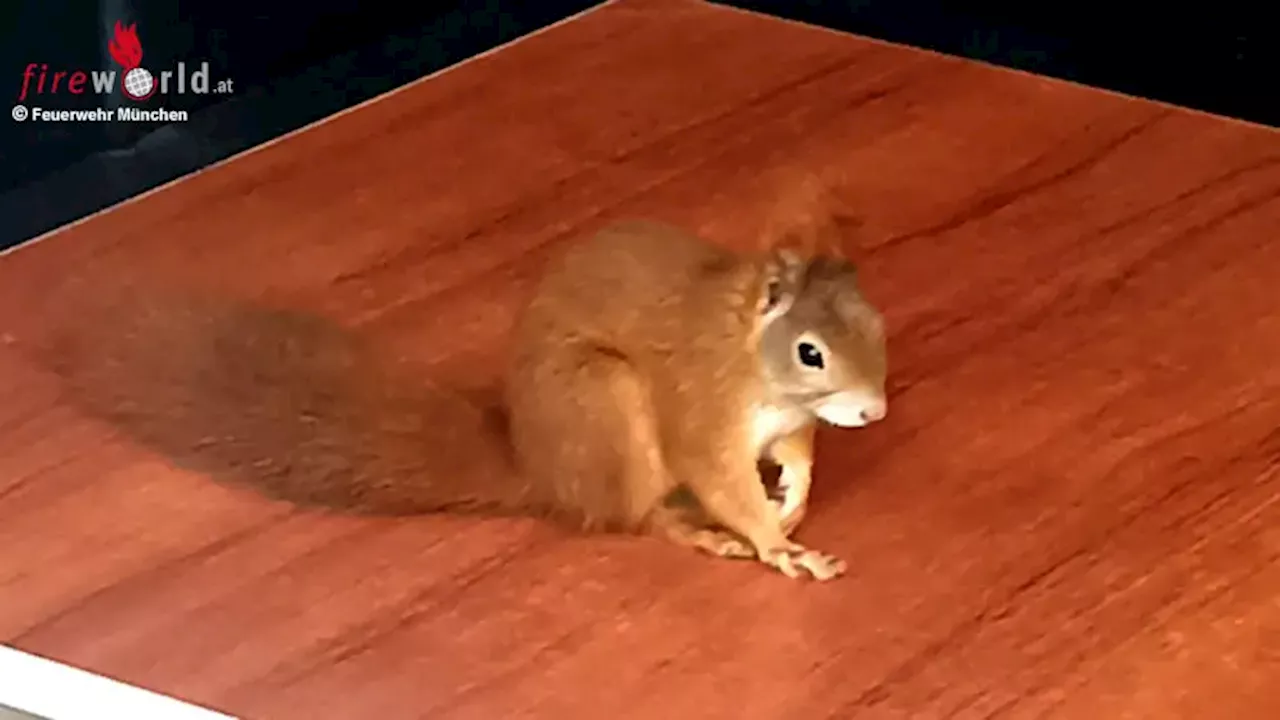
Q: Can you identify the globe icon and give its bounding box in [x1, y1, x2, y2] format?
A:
[122, 67, 156, 101]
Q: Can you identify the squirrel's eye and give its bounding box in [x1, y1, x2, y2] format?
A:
[797, 342, 824, 369]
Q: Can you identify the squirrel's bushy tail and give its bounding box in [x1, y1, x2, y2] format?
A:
[24, 277, 534, 517]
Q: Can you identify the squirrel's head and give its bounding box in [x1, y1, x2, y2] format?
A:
[755, 249, 887, 428]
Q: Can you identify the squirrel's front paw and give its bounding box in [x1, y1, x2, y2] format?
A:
[760, 543, 846, 581]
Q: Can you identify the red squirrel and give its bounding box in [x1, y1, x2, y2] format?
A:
[32, 180, 887, 582]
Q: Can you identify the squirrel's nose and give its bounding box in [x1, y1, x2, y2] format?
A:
[859, 400, 886, 423]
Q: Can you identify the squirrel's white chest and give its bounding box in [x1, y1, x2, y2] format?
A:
[750, 403, 809, 458]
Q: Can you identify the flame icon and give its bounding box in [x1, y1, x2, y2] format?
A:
[108, 21, 143, 70]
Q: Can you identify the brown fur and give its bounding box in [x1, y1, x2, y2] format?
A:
[27, 280, 533, 519]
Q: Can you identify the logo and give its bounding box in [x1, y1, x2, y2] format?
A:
[12, 19, 233, 123]
[109, 22, 155, 102]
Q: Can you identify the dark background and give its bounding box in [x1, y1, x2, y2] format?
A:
[1, 0, 1275, 250]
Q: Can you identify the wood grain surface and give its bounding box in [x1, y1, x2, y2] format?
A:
[2, 1, 1279, 718]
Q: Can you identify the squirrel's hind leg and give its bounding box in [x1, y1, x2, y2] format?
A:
[645, 496, 755, 559]
[506, 343, 676, 532]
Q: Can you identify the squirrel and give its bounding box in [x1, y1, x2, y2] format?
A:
[30, 182, 887, 582]
[499, 217, 887, 581]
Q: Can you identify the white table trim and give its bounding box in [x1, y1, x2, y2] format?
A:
[0, 646, 235, 720]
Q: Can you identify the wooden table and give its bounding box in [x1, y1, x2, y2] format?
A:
[2, 1, 1278, 717]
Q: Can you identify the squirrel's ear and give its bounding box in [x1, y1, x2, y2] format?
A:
[760, 248, 805, 321]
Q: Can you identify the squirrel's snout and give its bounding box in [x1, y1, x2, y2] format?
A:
[814, 390, 887, 428]
[858, 398, 887, 424]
